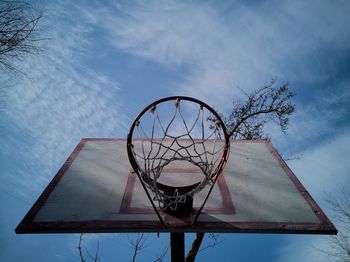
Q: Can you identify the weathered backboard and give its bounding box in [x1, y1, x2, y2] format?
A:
[16, 138, 336, 234]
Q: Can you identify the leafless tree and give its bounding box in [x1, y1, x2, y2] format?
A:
[324, 191, 350, 261]
[219, 79, 295, 140]
[128, 233, 148, 262]
[0, 0, 43, 74]
[185, 233, 222, 262]
[154, 245, 169, 262]
[76, 81, 296, 261]
[188, 80, 296, 260]
[78, 234, 100, 262]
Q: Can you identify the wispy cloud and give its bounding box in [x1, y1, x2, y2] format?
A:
[267, 99, 349, 155]
[1, 1, 129, 201]
[276, 132, 350, 261]
[289, 132, 350, 200]
[80, 0, 350, 112]
[322, 79, 350, 105]
[1, 1, 349, 261]
[277, 235, 334, 262]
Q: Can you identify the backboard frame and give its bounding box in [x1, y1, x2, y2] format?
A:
[16, 138, 337, 235]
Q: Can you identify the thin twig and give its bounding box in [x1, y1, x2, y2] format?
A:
[78, 234, 100, 262]
[0, 0, 44, 74]
[154, 245, 169, 262]
[78, 234, 86, 262]
[210, 80, 295, 140]
[185, 233, 223, 262]
[128, 233, 148, 262]
[315, 190, 350, 261]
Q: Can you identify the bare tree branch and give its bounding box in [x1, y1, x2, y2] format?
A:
[86, 240, 100, 262]
[326, 190, 350, 225]
[78, 234, 100, 262]
[0, 0, 43, 74]
[78, 234, 86, 262]
[154, 245, 169, 262]
[318, 190, 350, 261]
[94, 242, 100, 262]
[198, 233, 223, 253]
[185, 233, 223, 262]
[214, 79, 295, 140]
[185, 233, 204, 262]
[74, 81, 296, 261]
[128, 233, 148, 262]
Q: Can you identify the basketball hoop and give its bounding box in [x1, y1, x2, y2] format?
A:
[127, 96, 230, 225]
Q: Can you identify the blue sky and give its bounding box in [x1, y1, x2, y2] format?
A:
[1, 0, 349, 261]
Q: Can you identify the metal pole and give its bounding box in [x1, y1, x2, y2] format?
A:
[170, 232, 185, 262]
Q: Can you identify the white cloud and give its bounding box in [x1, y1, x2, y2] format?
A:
[2, 1, 129, 200]
[1, 1, 349, 261]
[276, 132, 350, 261]
[267, 104, 347, 154]
[289, 132, 350, 200]
[322, 79, 350, 105]
[80, 0, 350, 112]
[93, 1, 273, 108]
[277, 235, 335, 262]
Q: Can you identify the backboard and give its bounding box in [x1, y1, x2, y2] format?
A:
[16, 138, 337, 234]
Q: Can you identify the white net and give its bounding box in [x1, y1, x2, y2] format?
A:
[128, 97, 229, 213]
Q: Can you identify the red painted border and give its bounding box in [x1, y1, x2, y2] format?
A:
[16, 139, 87, 232]
[119, 169, 235, 215]
[265, 141, 336, 232]
[16, 138, 337, 234]
[15, 219, 337, 234]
